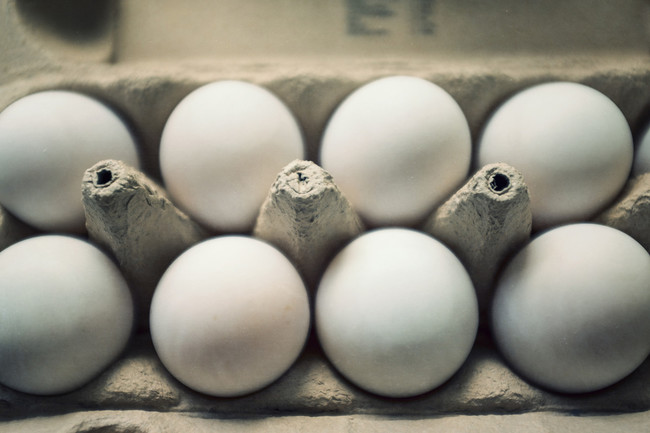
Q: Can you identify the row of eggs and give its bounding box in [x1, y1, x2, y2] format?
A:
[0, 76, 649, 236]
[0, 77, 649, 400]
[0, 222, 649, 398]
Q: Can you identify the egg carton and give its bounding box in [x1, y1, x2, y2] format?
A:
[1, 0, 650, 431]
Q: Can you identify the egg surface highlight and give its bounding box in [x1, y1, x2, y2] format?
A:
[159, 80, 305, 233]
[150, 235, 310, 397]
[0, 90, 140, 233]
[315, 228, 478, 398]
[0, 235, 134, 395]
[320, 76, 472, 227]
[491, 223, 650, 394]
[477, 82, 633, 229]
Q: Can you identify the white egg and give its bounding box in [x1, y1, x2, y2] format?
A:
[160, 80, 305, 233]
[491, 223, 650, 394]
[0, 235, 134, 395]
[320, 76, 472, 227]
[315, 228, 478, 398]
[0, 90, 141, 233]
[150, 235, 310, 397]
[477, 82, 633, 229]
[633, 122, 650, 175]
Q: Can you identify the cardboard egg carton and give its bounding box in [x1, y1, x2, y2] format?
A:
[1, 1, 650, 431]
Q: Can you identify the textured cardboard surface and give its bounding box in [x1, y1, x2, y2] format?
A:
[116, 0, 650, 61]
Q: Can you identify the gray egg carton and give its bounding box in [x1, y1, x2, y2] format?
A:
[1, 1, 650, 431]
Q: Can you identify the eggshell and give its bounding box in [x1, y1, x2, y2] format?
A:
[0, 90, 140, 233]
[491, 223, 650, 393]
[633, 122, 650, 175]
[159, 80, 305, 233]
[319, 76, 472, 227]
[149, 235, 310, 397]
[0, 235, 134, 395]
[315, 228, 478, 398]
[477, 82, 633, 229]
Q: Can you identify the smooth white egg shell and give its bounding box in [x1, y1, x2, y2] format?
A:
[633, 122, 650, 175]
[491, 223, 650, 394]
[159, 80, 305, 233]
[315, 228, 478, 398]
[320, 76, 472, 227]
[0, 235, 134, 395]
[150, 236, 310, 397]
[0, 90, 140, 233]
[477, 82, 633, 229]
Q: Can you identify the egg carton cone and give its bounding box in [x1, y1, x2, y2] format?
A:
[422, 162, 532, 315]
[253, 159, 364, 292]
[81, 159, 209, 330]
[595, 172, 650, 252]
